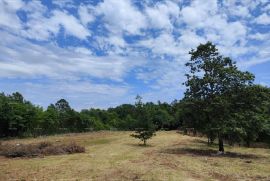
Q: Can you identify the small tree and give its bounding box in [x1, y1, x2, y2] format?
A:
[131, 127, 156, 145]
[131, 95, 156, 145]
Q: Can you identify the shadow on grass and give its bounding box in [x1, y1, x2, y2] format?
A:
[191, 138, 209, 144]
[191, 138, 270, 149]
[126, 143, 154, 148]
[161, 147, 262, 159]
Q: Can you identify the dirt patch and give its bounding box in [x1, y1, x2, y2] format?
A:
[97, 169, 145, 181]
[0, 141, 85, 158]
[211, 172, 234, 181]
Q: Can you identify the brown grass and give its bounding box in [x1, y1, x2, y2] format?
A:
[0, 131, 269, 181]
[0, 141, 85, 158]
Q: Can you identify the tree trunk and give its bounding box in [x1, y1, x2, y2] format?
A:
[218, 137, 224, 153]
[143, 139, 146, 146]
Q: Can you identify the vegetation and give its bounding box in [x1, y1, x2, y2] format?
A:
[131, 128, 156, 145]
[130, 95, 156, 145]
[0, 141, 85, 158]
[183, 42, 270, 152]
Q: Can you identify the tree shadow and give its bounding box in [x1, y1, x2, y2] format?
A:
[191, 138, 270, 149]
[126, 143, 154, 147]
[161, 147, 262, 159]
[191, 139, 211, 145]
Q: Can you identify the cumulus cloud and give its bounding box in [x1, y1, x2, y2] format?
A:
[145, 1, 180, 30]
[95, 0, 147, 35]
[78, 5, 95, 26]
[0, 0, 24, 30]
[254, 13, 270, 25]
[0, 0, 269, 108]
[0, 31, 143, 81]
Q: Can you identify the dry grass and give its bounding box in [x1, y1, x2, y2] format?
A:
[0, 131, 269, 181]
[0, 141, 85, 158]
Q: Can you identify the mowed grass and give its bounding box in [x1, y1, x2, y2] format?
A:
[0, 131, 269, 181]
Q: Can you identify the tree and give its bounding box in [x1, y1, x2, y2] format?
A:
[131, 128, 156, 145]
[227, 85, 270, 146]
[131, 95, 156, 145]
[0, 93, 12, 137]
[41, 104, 59, 134]
[184, 42, 254, 152]
[54, 99, 73, 132]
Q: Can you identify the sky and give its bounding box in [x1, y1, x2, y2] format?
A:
[0, 0, 270, 110]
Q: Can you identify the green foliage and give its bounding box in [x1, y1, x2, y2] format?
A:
[183, 42, 270, 151]
[130, 95, 156, 145]
[131, 128, 156, 145]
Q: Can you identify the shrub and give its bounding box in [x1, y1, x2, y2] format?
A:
[131, 128, 156, 146]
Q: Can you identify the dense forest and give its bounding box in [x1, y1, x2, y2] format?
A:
[0, 92, 181, 137]
[0, 42, 270, 148]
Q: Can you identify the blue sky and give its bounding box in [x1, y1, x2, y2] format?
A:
[0, 0, 269, 110]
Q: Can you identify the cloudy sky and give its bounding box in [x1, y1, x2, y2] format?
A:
[0, 0, 270, 110]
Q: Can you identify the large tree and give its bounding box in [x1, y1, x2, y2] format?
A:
[184, 42, 254, 152]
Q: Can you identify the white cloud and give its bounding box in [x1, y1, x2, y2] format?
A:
[181, 0, 218, 28]
[249, 33, 270, 40]
[78, 5, 95, 26]
[229, 5, 250, 17]
[145, 1, 180, 30]
[1, 1, 91, 41]
[262, 4, 270, 12]
[52, 0, 76, 9]
[254, 13, 270, 25]
[0, 0, 24, 30]
[0, 0, 269, 108]
[96, 0, 147, 34]
[52, 10, 90, 39]
[0, 32, 143, 81]
[23, 9, 90, 40]
[139, 33, 180, 55]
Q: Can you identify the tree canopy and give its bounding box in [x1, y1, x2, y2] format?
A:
[183, 42, 270, 151]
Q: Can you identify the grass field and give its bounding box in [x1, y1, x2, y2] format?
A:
[0, 131, 269, 181]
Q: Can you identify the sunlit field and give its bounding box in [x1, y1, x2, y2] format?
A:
[0, 131, 269, 181]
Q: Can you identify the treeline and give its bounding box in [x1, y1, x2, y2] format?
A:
[0, 93, 182, 137]
[1, 89, 269, 146]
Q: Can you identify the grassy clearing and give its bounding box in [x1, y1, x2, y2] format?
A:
[0, 131, 269, 181]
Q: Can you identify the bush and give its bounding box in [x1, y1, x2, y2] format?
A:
[131, 128, 156, 146]
[0, 141, 85, 158]
[62, 142, 85, 154]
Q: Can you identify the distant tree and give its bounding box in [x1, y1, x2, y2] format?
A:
[55, 99, 71, 113]
[41, 104, 59, 134]
[54, 99, 74, 132]
[184, 42, 254, 152]
[131, 95, 156, 145]
[10, 92, 24, 103]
